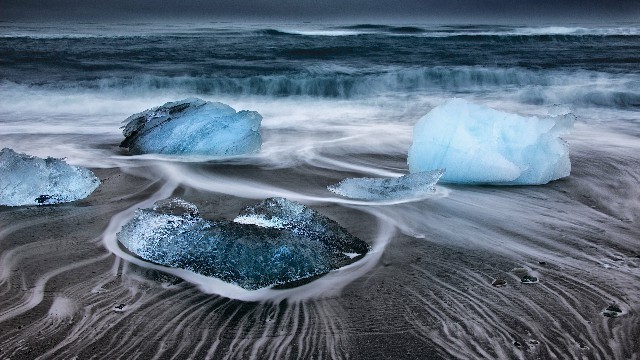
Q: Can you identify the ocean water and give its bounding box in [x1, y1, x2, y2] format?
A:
[1, 22, 639, 358]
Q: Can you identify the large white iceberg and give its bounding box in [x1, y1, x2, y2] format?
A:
[408, 98, 574, 185]
[120, 98, 262, 155]
[327, 170, 444, 200]
[117, 197, 369, 290]
[0, 148, 100, 206]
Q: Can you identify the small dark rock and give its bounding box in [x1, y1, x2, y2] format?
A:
[606, 303, 622, 312]
[513, 341, 522, 347]
[492, 279, 507, 287]
[538, 261, 547, 265]
[521, 275, 538, 283]
[603, 303, 623, 317]
[114, 303, 126, 310]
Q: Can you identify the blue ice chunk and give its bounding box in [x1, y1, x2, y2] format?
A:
[0, 148, 100, 206]
[408, 98, 575, 185]
[120, 98, 262, 155]
[117, 197, 368, 290]
[327, 170, 445, 200]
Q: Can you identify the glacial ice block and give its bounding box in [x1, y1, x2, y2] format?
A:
[327, 170, 445, 200]
[117, 197, 369, 290]
[120, 98, 262, 155]
[0, 148, 100, 206]
[408, 98, 575, 185]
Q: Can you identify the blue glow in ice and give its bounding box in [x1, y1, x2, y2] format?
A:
[408, 98, 575, 185]
[117, 197, 368, 290]
[120, 98, 262, 155]
[0, 148, 100, 206]
[327, 170, 444, 200]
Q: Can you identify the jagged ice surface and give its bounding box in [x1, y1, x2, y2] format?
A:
[0, 148, 100, 206]
[117, 197, 369, 290]
[327, 170, 445, 200]
[120, 97, 262, 155]
[408, 98, 575, 185]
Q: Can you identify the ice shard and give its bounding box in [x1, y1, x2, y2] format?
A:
[327, 170, 445, 200]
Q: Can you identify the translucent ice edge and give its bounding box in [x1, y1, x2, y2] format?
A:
[0, 148, 100, 206]
[327, 169, 445, 200]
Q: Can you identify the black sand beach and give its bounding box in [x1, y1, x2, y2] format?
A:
[1, 145, 639, 359]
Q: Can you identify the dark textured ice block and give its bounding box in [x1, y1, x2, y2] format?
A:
[117, 197, 369, 290]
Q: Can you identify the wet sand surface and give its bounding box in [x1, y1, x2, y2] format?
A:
[1, 148, 638, 359]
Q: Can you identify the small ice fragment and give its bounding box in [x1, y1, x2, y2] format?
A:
[0, 148, 100, 206]
[408, 98, 575, 185]
[117, 197, 369, 290]
[327, 169, 444, 200]
[120, 97, 262, 156]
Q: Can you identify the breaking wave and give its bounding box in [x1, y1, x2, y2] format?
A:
[2, 66, 637, 109]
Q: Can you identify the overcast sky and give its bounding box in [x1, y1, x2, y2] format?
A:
[2, 0, 639, 23]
